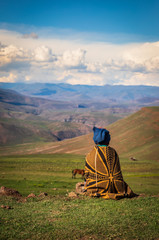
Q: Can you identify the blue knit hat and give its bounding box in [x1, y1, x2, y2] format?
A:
[93, 127, 111, 145]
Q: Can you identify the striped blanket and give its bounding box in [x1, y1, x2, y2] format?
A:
[85, 145, 137, 200]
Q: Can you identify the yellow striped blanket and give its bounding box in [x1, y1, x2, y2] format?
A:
[85, 145, 136, 200]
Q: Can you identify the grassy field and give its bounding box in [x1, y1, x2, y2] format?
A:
[0, 154, 85, 196]
[0, 153, 159, 239]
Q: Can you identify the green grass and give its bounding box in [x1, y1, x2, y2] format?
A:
[108, 107, 159, 161]
[0, 195, 159, 240]
[0, 154, 85, 196]
[0, 153, 159, 240]
[1, 154, 159, 196]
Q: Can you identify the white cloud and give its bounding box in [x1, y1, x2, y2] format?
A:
[120, 72, 159, 86]
[56, 48, 86, 69]
[0, 72, 17, 82]
[65, 71, 104, 85]
[145, 56, 159, 72]
[86, 62, 105, 73]
[33, 45, 54, 62]
[0, 44, 27, 66]
[0, 27, 159, 86]
[25, 75, 31, 81]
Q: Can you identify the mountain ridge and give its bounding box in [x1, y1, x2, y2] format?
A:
[0, 107, 159, 162]
[0, 83, 159, 106]
[0, 88, 126, 145]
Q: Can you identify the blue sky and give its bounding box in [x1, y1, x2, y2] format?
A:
[0, 0, 159, 40]
[0, 0, 159, 86]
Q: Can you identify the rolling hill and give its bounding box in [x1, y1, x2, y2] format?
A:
[0, 88, 82, 145]
[0, 107, 159, 161]
[0, 88, 128, 145]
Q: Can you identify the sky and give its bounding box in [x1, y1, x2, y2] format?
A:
[0, 0, 159, 86]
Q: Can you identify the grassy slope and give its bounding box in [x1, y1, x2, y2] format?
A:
[44, 106, 159, 161]
[1, 107, 158, 162]
[109, 106, 159, 160]
[0, 118, 58, 145]
[0, 154, 159, 240]
[0, 109, 124, 145]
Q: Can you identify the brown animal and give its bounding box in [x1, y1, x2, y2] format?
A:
[72, 169, 85, 179]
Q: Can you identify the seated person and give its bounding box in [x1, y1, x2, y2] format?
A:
[84, 127, 137, 200]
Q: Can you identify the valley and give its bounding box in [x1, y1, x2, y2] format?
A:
[0, 83, 159, 161]
[0, 106, 159, 164]
[0, 87, 135, 145]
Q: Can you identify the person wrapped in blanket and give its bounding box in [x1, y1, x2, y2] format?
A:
[82, 127, 137, 200]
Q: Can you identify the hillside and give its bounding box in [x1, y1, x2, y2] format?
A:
[0, 88, 80, 144]
[0, 88, 76, 112]
[1, 107, 158, 161]
[109, 106, 159, 160]
[0, 88, 128, 145]
[30, 106, 159, 161]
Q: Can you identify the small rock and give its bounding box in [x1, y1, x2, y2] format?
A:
[1, 205, 12, 209]
[76, 182, 85, 194]
[68, 192, 78, 198]
[38, 192, 48, 197]
[1, 205, 6, 209]
[6, 205, 12, 209]
[27, 193, 36, 198]
[0, 186, 22, 198]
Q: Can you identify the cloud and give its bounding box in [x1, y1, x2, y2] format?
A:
[0, 28, 159, 86]
[0, 43, 28, 67]
[119, 72, 159, 86]
[56, 48, 86, 69]
[22, 32, 38, 39]
[59, 70, 104, 86]
[0, 72, 17, 82]
[145, 56, 159, 72]
[86, 62, 106, 73]
[33, 46, 54, 62]
[103, 59, 147, 73]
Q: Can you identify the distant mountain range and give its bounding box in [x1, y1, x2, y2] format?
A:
[0, 82, 159, 107]
[0, 83, 159, 146]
